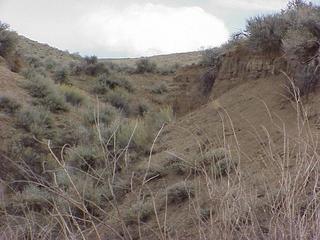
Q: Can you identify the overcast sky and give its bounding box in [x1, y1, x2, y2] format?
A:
[1, 0, 319, 58]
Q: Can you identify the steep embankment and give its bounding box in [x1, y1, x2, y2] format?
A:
[97, 51, 320, 239]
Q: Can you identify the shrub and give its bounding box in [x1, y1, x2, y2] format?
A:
[85, 62, 109, 76]
[23, 74, 68, 112]
[200, 48, 221, 66]
[116, 119, 151, 152]
[136, 100, 150, 116]
[165, 181, 194, 204]
[67, 145, 102, 171]
[124, 201, 154, 225]
[84, 56, 98, 65]
[202, 148, 237, 177]
[12, 184, 52, 211]
[54, 68, 70, 84]
[25, 56, 44, 69]
[60, 85, 87, 106]
[202, 148, 227, 164]
[0, 95, 21, 113]
[16, 107, 53, 137]
[145, 106, 173, 131]
[107, 88, 131, 115]
[83, 104, 117, 126]
[38, 91, 68, 112]
[150, 81, 168, 94]
[213, 157, 237, 177]
[164, 155, 193, 175]
[44, 58, 58, 71]
[93, 74, 133, 94]
[0, 22, 17, 59]
[135, 58, 157, 73]
[245, 14, 290, 53]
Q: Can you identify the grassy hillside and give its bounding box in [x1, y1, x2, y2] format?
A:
[101, 51, 203, 69]
[1, 1, 320, 239]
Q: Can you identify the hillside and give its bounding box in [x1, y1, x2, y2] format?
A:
[101, 51, 203, 69]
[1, 2, 320, 239]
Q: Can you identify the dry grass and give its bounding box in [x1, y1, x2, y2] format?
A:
[1, 76, 320, 240]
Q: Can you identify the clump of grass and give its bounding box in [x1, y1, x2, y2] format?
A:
[59, 85, 87, 106]
[0, 95, 21, 114]
[165, 181, 194, 204]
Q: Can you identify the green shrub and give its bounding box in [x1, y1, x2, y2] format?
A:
[165, 181, 194, 204]
[136, 100, 150, 116]
[23, 74, 68, 112]
[202, 148, 227, 164]
[12, 184, 52, 211]
[135, 58, 157, 73]
[202, 148, 237, 177]
[25, 56, 44, 69]
[44, 58, 58, 71]
[54, 68, 70, 84]
[67, 145, 102, 171]
[150, 81, 168, 94]
[145, 106, 173, 131]
[60, 85, 87, 106]
[97, 74, 133, 92]
[84, 56, 98, 64]
[245, 14, 290, 53]
[107, 88, 131, 115]
[16, 107, 53, 137]
[164, 155, 193, 175]
[116, 119, 151, 152]
[0, 21, 17, 59]
[200, 48, 221, 66]
[0, 95, 21, 113]
[83, 105, 117, 126]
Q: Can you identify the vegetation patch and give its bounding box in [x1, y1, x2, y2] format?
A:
[23, 72, 68, 112]
[135, 58, 157, 74]
[60, 85, 87, 106]
[0, 95, 21, 114]
[124, 201, 154, 225]
[150, 81, 169, 94]
[165, 181, 194, 204]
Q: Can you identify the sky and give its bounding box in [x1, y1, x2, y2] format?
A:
[0, 0, 319, 58]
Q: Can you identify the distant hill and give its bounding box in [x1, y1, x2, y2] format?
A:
[101, 51, 203, 68]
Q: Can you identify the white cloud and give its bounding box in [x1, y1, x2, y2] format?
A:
[79, 3, 229, 57]
[0, 1, 229, 57]
[215, 0, 288, 11]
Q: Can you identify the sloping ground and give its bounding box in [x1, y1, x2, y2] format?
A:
[0, 61, 31, 152]
[96, 56, 320, 239]
[101, 51, 203, 69]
